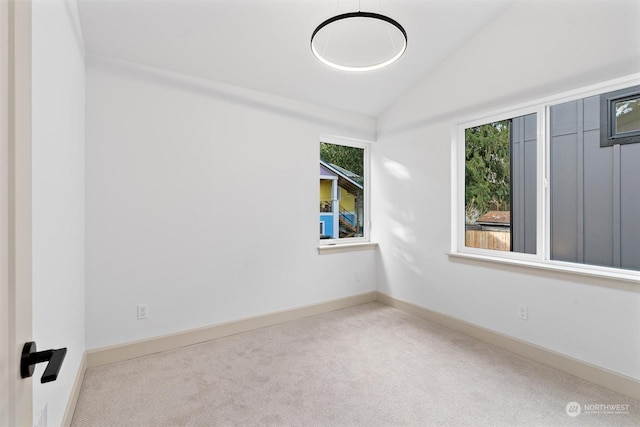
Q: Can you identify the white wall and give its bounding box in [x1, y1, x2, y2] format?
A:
[84, 56, 377, 350]
[373, 0, 640, 379]
[32, 0, 85, 425]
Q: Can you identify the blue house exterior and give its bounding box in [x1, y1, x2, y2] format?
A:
[320, 214, 334, 239]
[320, 160, 363, 239]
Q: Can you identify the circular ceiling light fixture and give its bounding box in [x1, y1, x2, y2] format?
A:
[311, 11, 407, 72]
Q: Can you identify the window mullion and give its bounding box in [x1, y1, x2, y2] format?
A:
[538, 105, 548, 261]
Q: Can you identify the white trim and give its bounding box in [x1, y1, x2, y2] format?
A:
[4, 1, 33, 425]
[77, 291, 639, 408]
[78, 290, 639, 407]
[0, 2, 10, 424]
[536, 106, 547, 259]
[332, 176, 338, 238]
[451, 74, 640, 282]
[320, 133, 373, 148]
[447, 252, 639, 284]
[86, 292, 377, 368]
[317, 241, 378, 254]
[319, 135, 372, 246]
[376, 292, 640, 400]
[450, 124, 459, 255]
[61, 352, 86, 427]
[87, 54, 376, 139]
[320, 236, 371, 246]
[455, 106, 541, 262]
[453, 73, 640, 128]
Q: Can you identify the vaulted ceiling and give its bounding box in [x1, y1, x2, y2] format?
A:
[77, 0, 512, 117]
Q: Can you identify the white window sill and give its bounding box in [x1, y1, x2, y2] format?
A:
[447, 252, 640, 284]
[318, 242, 379, 254]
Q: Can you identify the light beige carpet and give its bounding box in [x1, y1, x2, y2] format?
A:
[71, 302, 639, 426]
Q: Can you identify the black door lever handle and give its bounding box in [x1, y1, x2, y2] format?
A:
[20, 341, 67, 383]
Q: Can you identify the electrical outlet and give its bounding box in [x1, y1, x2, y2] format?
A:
[518, 304, 528, 320]
[137, 304, 148, 320]
[355, 272, 360, 282]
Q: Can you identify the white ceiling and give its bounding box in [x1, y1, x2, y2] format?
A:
[77, 0, 512, 117]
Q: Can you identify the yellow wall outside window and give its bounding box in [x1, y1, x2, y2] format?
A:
[320, 180, 332, 206]
[319, 180, 356, 211]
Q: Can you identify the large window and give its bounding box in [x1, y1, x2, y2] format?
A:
[454, 78, 640, 280]
[319, 138, 368, 244]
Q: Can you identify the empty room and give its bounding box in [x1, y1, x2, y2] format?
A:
[2, 0, 640, 426]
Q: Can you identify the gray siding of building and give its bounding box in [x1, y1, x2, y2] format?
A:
[550, 96, 640, 271]
[511, 113, 537, 254]
[621, 142, 640, 269]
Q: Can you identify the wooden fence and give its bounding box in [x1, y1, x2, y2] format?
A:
[465, 230, 510, 251]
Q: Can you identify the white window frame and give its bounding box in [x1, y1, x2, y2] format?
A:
[450, 74, 640, 283]
[319, 134, 371, 247]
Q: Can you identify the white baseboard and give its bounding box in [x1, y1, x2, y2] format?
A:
[86, 291, 377, 368]
[376, 291, 640, 400]
[61, 352, 86, 427]
[68, 289, 636, 423]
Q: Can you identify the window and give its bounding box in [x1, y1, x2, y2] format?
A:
[453, 78, 640, 279]
[319, 137, 369, 244]
[600, 85, 640, 147]
[464, 114, 537, 254]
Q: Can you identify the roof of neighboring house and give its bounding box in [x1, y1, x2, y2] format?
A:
[327, 163, 361, 182]
[320, 163, 338, 178]
[320, 160, 363, 194]
[476, 211, 510, 225]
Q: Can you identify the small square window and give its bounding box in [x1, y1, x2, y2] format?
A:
[600, 85, 640, 147]
[320, 221, 327, 239]
[613, 97, 640, 134]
